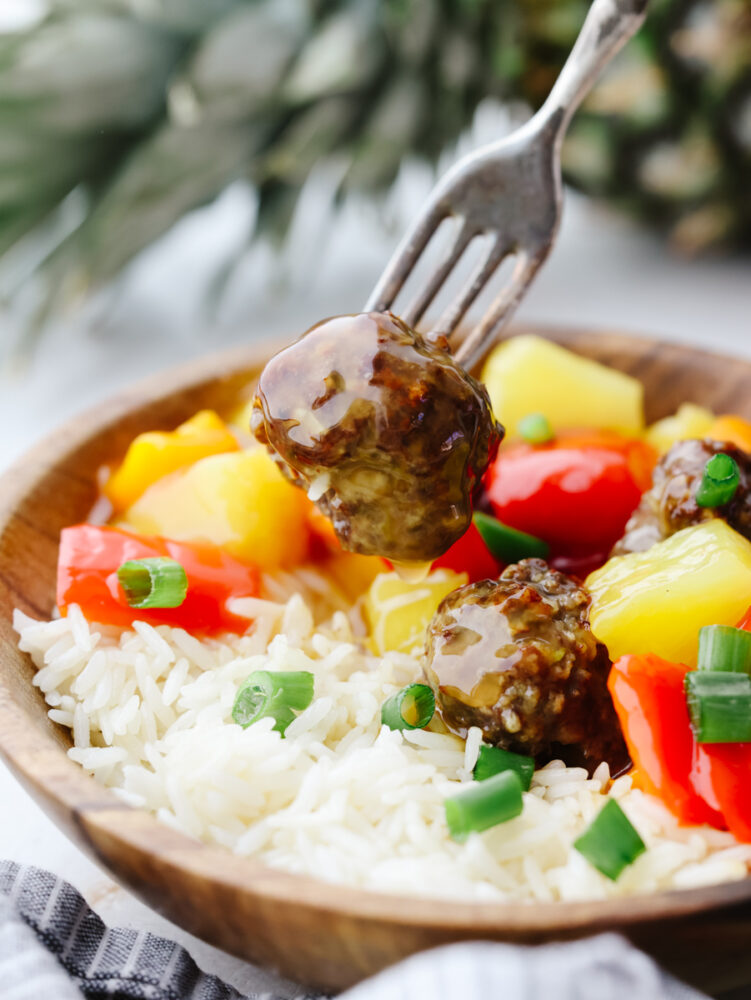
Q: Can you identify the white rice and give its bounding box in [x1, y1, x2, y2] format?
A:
[14, 573, 751, 903]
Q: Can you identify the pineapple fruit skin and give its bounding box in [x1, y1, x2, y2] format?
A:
[481, 334, 644, 437]
[586, 519, 751, 666]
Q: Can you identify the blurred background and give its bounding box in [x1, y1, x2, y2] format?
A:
[0, 0, 749, 471]
[0, 1, 749, 986]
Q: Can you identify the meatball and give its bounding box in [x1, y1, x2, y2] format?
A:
[613, 438, 751, 555]
[251, 311, 502, 563]
[424, 559, 629, 773]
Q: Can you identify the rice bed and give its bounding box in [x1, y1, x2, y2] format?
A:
[14, 575, 751, 903]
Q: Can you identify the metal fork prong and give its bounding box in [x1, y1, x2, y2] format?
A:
[453, 251, 546, 370]
[364, 204, 449, 314]
[400, 222, 474, 329]
[430, 236, 510, 342]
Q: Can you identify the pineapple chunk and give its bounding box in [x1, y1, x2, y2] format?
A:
[586, 520, 751, 666]
[481, 334, 644, 438]
[364, 569, 467, 655]
[645, 403, 715, 454]
[119, 448, 311, 570]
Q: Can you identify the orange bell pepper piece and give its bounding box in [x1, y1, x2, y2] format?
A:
[708, 415, 751, 453]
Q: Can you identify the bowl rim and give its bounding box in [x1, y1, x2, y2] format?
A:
[2, 326, 751, 935]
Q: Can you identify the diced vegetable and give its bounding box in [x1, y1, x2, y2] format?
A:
[645, 403, 715, 455]
[608, 654, 722, 825]
[119, 448, 311, 570]
[587, 520, 751, 666]
[573, 799, 646, 880]
[695, 452, 740, 508]
[57, 524, 260, 634]
[685, 671, 751, 743]
[232, 670, 314, 735]
[381, 683, 435, 731]
[117, 557, 187, 609]
[690, 743, 751, 842]
[697, 625, 751, 674]
[609, 651, 751, 840]
[473, 744, 534, 790]
[518, 412, 553, 444]
[486, 433, 654, 557]
[481, 335, 644, 438]
[708, 414, 751, 453]
[432, 521, 502, 583]
[104, 410, 239, 511]
[363, 569, 467, 655]
[320, 551, 386, 602]
[472, 511, 549, 563]
[445, 770, 524, 842]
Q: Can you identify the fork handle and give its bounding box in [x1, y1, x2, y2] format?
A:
[535, 0, 649, 141]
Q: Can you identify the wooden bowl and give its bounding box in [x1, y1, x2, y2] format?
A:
[2, 326, 751, 996]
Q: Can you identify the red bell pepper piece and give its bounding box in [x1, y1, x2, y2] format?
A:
[432, 520, 502, 582]
[690, 743, 751, 842]
[57, 524, 260, 635]
[485, 432, 656, 558]
[608, 654, 723, 827]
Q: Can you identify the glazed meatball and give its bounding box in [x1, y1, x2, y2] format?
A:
[613, 438, 751, 555]
[424, 559, 629, 773]
[251, 311, 502, 562]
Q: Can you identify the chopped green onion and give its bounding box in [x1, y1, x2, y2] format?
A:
[473, 744, 535, 791]
[573, 799, 646, 880]
[445, 770, 524, 842]
[697, 625, 751, 674]
[473, 511, 549, 563]
[117, 557, 188, 609]
[685, 670, 751, 743]
[232, 670, 314, 736]
[695, 453, 740, 508]
[381, 683, 435, 730]
[518, 412, 554, 445]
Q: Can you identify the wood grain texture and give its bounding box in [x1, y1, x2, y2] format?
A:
[2, 326, 751, 994]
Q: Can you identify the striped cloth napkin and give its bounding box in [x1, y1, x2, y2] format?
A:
[0, 860, 713, 1000]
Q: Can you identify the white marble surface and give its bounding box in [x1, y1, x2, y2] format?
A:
[0, 179, 750, 993]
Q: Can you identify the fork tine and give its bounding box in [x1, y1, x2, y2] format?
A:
[400, 221, 474, 329]
[364, 204, 448, 314]
[430, 236, 510, 342]
[453, 251, 546, 370]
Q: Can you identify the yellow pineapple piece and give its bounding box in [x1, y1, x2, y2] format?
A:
[118, 448, 310, 570]
[586, 519, 751, 666]
[481, 334, 644, 438]
[364, 569, 467, 655]
[645, 403, 715, 454]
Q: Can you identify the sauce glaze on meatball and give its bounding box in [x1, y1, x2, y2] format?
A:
[251, 311, 502, 563]
[425, 559, 629, 773]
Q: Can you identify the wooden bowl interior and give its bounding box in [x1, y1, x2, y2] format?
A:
[2, 327, 751, 994]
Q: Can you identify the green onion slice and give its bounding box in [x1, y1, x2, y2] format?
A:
[117, 557, 188, 609]
[573, 799, 646, 881]
[473, 511, 549, 563]
[518, 412, 554, 445]
[445, 770, 524, 842]
[381, 683, 435, 731]
[473, 744, 535, 791]
[697, 625, 751, 674]
[685, 670, 751, 743]
[232, 670, 315, 736]
[695, 453, 740, 508]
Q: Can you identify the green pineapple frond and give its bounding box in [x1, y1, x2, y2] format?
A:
[0, 0, 749, 349]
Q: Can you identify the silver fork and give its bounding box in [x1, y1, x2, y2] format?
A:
[365, 0, 649, 371]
